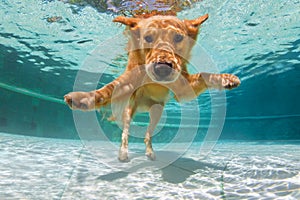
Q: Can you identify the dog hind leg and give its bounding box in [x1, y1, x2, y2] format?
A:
[118, 105, 135, 162]
[144, 103, 163, 160]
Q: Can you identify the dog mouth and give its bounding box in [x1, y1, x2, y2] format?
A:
[146, 61, 180, 83]
[154, 62, 173, 76]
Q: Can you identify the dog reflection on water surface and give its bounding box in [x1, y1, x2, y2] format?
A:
[64, 13, 240, 162]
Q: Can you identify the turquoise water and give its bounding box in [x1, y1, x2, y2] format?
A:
[0, 0, 300, 199]
[0, 0, 299, 141]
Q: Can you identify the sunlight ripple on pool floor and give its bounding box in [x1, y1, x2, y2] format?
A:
[0, 133, 299, 199]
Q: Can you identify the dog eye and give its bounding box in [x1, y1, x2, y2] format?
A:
[174, 34, 183, 43]
[144, 35, 153, 43]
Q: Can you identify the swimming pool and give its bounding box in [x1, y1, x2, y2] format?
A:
[0, 0, 299, 199]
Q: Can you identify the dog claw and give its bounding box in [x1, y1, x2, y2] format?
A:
[64, 94, 72, 104]
[64, 94, 78, 109]
[99, 97, 104, 103]
[220, 74, 241, 90]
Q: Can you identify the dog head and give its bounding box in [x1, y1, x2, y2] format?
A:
[113, 14, 208, 83]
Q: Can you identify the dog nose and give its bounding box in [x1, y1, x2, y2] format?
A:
[153, 63, 172, 78]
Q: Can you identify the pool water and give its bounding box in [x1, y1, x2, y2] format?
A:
[0, 0, 299, 199]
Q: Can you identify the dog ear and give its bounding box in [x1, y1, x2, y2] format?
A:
[184, 14, 209, 38]
[113, 16, 141, 29]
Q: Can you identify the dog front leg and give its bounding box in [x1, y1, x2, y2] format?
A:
[64, 85, 113, 111]
[144, 103, 164, 160]
[200, 73, 241, 90]
[118, 105, 135, 162]
[64, 67, 146, 111]
[186, 73, 240, 97]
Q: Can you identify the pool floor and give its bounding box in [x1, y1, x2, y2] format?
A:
[0, 132, 299, 199]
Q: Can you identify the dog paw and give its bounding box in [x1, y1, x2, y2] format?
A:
[145, 151, 156, 161]
[221, 74, 241, 89]
[145, 146, 156, 161]
[118, 148, 129, 162]
[64, 91, 106, 111]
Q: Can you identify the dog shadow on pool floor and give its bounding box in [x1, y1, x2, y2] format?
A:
[97, 151, 225, 184]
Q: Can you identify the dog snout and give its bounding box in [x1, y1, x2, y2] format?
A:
[153, 62, 173, 78]
[154, 43, 175, 53]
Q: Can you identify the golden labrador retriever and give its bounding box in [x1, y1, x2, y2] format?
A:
[64, 13, 240, 161]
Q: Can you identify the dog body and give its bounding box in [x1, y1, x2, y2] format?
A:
[64, 14, 240, 161]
